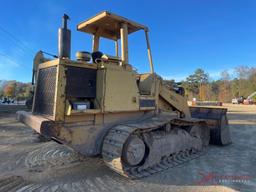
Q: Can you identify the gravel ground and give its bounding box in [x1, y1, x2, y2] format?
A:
[0, 104, 255, 192]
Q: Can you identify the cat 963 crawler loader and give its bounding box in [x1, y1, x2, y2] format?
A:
[17, 11, 231, 178]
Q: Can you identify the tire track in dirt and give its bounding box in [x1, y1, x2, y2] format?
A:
[24, 142, 84, 168]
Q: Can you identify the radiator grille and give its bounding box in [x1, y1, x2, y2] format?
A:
[34, 66, 57, 116]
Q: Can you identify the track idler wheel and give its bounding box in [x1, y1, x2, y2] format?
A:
[122, 135, 146, 167]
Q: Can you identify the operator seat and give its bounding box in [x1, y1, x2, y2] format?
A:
[92, 51, 103, 63]
[92, 51, 121, 64]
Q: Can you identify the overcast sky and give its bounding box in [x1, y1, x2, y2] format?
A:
[0, 0, 255, 82]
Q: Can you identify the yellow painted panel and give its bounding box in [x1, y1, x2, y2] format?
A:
[104, 68, 139, 112]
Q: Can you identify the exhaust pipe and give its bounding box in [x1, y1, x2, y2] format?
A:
[58, 14, 71, 59]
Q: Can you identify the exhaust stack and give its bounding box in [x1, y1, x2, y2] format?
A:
[58, 14, 71, 58]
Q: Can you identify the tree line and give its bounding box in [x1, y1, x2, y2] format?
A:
[176, 66, 256, 102]
[0, 80, 32, 101]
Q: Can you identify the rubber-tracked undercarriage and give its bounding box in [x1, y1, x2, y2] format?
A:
[17, 11, 231, 178]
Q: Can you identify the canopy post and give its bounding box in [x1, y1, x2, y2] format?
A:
[92, 28, 102, 52]
[120, 23, 128, 65]
[92, 35, 99, 52]
[145, 30, 154, 73]
[115, 40, 119, 57]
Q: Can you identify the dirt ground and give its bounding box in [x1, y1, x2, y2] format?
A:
[0, 104, 255, 192]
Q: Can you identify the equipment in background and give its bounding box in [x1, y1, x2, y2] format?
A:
[232, 96, 245, 104]
[244, 92, 256, 104]
[232, 93, 255, 105]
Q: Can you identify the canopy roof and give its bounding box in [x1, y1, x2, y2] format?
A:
[77, 11, 148, 40]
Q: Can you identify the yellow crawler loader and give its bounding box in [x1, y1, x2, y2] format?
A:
[17, 12, 231, 178]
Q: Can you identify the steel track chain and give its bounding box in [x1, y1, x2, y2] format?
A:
[102, 117, 206, 178]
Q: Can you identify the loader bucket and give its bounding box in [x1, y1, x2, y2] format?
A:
[189, 106, 232, 145]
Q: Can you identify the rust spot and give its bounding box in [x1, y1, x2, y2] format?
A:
[41, 122, 61, 137]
